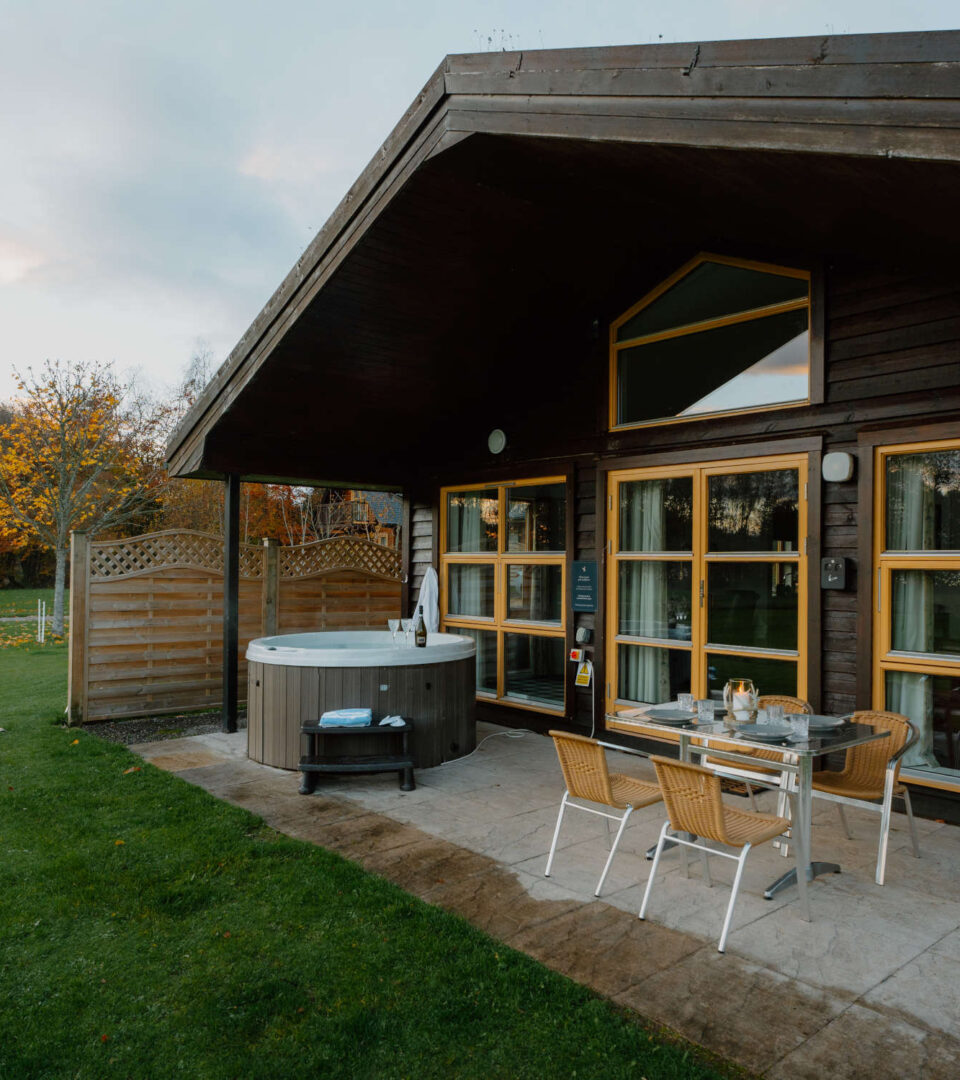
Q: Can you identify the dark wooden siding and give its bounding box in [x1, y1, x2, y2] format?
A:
[409, 502, 435, 616]
[818, 265, 960, 714]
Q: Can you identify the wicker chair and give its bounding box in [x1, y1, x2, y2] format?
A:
[700, 695, 813, 810]
[545, 731, 662, 896]
[810, 709, 921, 885]
[640, 756, 790, 953]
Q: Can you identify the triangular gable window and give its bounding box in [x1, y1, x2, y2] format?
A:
[611, 255, 811, 429]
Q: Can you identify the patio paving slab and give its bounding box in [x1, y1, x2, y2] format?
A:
[615, 948, 852, 1076]
[129, 722, 960, 1078]
[765, 1002, 960, 1080]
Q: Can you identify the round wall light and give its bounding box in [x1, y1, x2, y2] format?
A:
[487, 428, 507, 454]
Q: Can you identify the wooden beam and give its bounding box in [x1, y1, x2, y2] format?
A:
[67, 531, 90, 726]
[222, 475, 240, 733]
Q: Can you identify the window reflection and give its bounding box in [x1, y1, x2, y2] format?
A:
[447, 490, 498, 552]
[507, 564, 563, 624]
[708, 470, 798, 552]
[885, 451, 960, 551]
[504, 634, 564, 708]
[619, 477, 693, 552]
[708, 563, 798, 651]
[618, 562, 692, 640]
[506, 483, 565, 552]
[447, 565, 495, 619]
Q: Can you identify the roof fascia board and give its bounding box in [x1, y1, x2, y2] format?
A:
[444, 30, 960, 73]
[445, 97, 960, 161]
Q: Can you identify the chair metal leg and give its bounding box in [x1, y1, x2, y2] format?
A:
[876, 768, 896, 886]
[700, 847, 713, 887]
[544, 793, 568, 878]
[639, 821, 670, 922]
[903, 787, 921, 859]
[746, 782, 758, 813]
[595, 807, 631, 896]
[679, 838, 691, 878]
[837, 804, 854, 840]
[719, 843, 751, 953]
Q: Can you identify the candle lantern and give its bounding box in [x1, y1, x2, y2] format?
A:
[723, 677, 758, 722]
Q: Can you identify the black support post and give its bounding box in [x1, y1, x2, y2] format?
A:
[222, 473, 240, 733]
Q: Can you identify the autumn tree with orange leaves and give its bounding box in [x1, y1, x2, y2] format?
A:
[0, 360, 171, 633]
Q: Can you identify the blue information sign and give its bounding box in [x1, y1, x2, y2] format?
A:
[571, 560, 598, 613]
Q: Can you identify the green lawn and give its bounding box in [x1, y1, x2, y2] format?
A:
[0, 586, 62, 619]
[0, 647, 733, 1080]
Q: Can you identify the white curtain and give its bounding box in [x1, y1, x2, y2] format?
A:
[452, 495, 489, 617]
[619, 481, 672, 704]
[885, 457, 937, 767]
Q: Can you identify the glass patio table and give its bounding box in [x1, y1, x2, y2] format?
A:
[603, 710, 890, 921]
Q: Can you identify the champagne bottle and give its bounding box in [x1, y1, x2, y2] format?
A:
[414, 604, 427, 647]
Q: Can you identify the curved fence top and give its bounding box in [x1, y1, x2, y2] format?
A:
[88, 530, 401, 582]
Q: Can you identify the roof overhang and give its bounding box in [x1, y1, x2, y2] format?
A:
[165, 30, 960, 487]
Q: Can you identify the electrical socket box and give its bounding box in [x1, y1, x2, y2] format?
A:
[821, 556, 848, 590]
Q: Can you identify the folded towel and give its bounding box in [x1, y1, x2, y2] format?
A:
[319, 708, 373, 728]
[378, 715, 405, 727]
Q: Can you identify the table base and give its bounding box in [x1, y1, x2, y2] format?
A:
[763, 861, 840, 900]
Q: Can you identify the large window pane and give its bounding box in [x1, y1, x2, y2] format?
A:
[885, 451, 960, 552]
[447, 489, 498, 552]
[708, 469, 799, 552]
[891, 570, 960, 657]
[618, 562, 692, 640]
[617, 644, 691, 705]
[507, 564, 562, 624]
[619, 477, 692, 551]
[504, 634, 564, 709]
[706, 653, 797, 699]
[617, 261, 808, 342]
[617, 308, 809, 426]
[708, 562, 798, 651]
[456, 628, 498, 695]
[447, 564, 495, 619]
[506, 483, 565, 552]
[886, 671, 960, 770]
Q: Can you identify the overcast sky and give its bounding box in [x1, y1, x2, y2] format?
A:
[1, 1, 955, 402]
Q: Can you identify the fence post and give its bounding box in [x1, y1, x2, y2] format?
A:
[262, 538, 280, 636]
[67, 531, 89, 725]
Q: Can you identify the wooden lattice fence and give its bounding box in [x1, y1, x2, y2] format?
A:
[68, 529, 401, 723]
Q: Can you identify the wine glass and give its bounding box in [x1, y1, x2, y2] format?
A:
[401, 618, 413, 645]
[387, 618, 400, 643]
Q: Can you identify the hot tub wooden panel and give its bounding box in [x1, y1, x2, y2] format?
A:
[247, 655, 476, 770]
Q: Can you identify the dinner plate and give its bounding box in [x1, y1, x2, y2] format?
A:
[645, 708, 696, 725]
[805, 714, 846, 730]
[735, 723, 793, 742]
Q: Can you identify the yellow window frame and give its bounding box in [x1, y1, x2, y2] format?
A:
[605, 453, 809, 718]
[609, 252, 812, 432]
[440, 477, 567, 715]
[872, 439, 960, 748]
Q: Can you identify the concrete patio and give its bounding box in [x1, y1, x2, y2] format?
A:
[133, 721, 960, 1079]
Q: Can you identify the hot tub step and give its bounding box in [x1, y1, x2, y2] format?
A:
[299, 754, 415, 771]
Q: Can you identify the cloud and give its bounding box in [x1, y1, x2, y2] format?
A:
[0, 234, 48, 286]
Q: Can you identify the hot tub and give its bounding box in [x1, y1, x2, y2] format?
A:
[245, 631, 476, 770]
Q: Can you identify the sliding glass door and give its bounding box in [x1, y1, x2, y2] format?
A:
[607, 455, 808, 711]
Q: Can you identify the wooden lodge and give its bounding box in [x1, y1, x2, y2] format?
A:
[166, 30, 960, 809]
